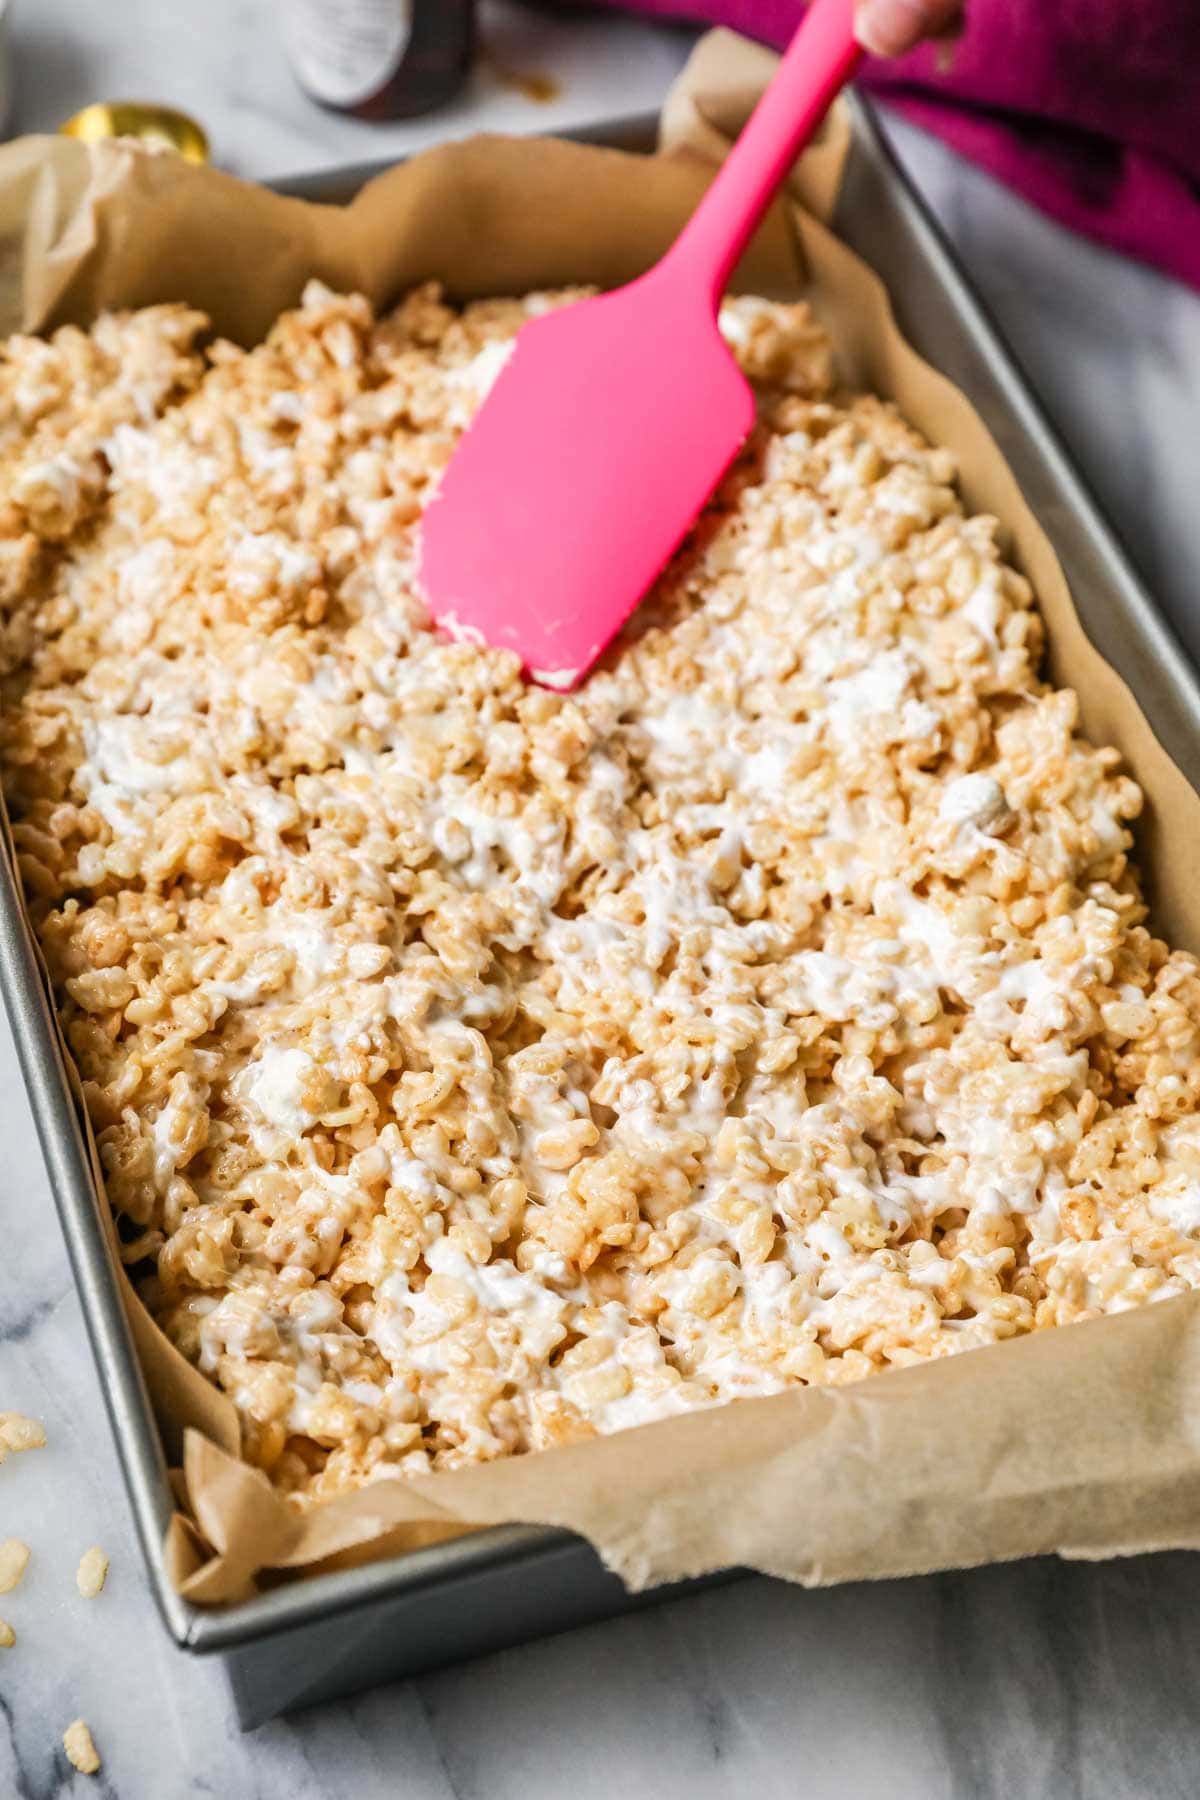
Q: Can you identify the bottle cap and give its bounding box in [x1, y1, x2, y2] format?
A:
[58, 101, 209, 164]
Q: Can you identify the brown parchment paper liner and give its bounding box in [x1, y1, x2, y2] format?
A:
[5, 30, 1200, 1605]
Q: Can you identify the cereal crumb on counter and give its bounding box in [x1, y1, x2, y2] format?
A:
[0, 1411, 47, 1452]
[0, 1539, 30, 1594]
[62, 1719, 100, 1776]
[0, 1618, 14, 1648]
[2, 280, 1199, 1506]
[75, 1547, 109, 1599]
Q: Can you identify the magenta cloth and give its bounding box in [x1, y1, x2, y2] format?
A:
[574, 1, 1200, 291]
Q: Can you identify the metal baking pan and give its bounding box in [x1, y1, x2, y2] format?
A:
[4, 95, 1200, 1729]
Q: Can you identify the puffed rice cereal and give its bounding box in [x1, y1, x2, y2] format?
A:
[63, 1719, 100, 1776]
[4, 280, 1200, 1508]
[0, 1411, 46, 1452]
[0, 1618, 14, 1649]
[0, 1538, 30, 1593]
[75, 1546, 109, 1599]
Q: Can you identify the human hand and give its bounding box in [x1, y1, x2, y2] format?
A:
[855, 0, 963, 56]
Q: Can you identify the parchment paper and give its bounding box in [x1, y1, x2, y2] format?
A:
[5, 31, 1200, 1606]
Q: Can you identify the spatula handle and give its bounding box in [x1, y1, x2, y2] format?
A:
[663, 0, 863, 305]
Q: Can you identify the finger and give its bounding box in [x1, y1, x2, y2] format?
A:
[854, 0, 963, 58]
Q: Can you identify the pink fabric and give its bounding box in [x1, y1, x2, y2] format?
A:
[574, 1, 1200, 290]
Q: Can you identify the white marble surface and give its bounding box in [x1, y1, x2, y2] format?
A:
[3, 1, 1200, 1794]
[7, 0, 696, 177]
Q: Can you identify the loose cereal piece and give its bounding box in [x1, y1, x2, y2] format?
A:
[63, 1720, 100, 1776]
[0, 1618, 14, 1648]
[0, 1539, 29, 1593]
[0, 1412, 46, 1452]
[75, 1547, 109, 1599]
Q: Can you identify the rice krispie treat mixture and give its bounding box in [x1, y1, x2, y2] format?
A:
[3, 280, 1200, 1508]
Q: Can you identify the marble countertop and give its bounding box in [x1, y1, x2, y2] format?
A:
[3, 2, 1200, 1794]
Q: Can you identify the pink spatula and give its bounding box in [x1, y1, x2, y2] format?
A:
[418, 0, 863, 689]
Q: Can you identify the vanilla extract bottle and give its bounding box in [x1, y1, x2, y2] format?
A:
[281, 0, 475, 121]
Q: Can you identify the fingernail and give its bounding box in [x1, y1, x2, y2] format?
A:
[855, 0, 922, 58]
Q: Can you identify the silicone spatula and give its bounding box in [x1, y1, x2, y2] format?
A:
[418, 0, 863, 689]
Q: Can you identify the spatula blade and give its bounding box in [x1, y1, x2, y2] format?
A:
[418, 281, 755, 689]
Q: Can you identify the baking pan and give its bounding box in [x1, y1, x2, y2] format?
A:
[4, 94, 1200, 1728]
